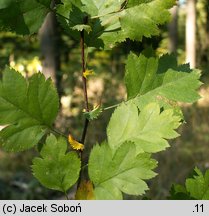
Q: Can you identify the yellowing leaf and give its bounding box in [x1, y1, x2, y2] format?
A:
[75, 180, 95, 200]
[83, 69, 95, 79]
[68, 135, 84, 151]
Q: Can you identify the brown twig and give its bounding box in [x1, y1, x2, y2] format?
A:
[80, 17, 89, 144]
[77, 17, 90, 192]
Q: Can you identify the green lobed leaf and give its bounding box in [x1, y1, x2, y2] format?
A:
[185, 168, 209, 200]
[125, 52, 158, 99]
[88, 142, 157, 199]
[169, 184, 192, 200]
[169, 168, 209, 200]
[83, 105, 103, 120]
[0, 67, 59, 152]
[124, 52, 201, 118]
[0, 0, 51, 35]
[71, 24, 92, 33]
[56, 0, 175, 49]
[32, 134, 81, 193]
[107, 102, 180, 154]
[120, 0, 174, 41]
[126, 52, 201, 102]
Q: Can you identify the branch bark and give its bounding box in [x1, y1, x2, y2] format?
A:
[77, 19, 90, 192]
[80, 27, 89, 144]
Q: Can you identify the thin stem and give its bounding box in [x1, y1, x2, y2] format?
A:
[103, 103, 121, 111]
[50, 128, 68, 138]
[77, 18, 90, 191]
[80, 22, 90, 144]
[81, 30, 89, 113]
[81, 119, 89, 144]
[81, 163, 88, 170]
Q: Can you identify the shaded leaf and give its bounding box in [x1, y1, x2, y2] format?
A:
[125, 52, 201, 103]
[56, 0, 175, 49]
[169, 168, 209, 200]
[125, 52, 158, 99]
[32, 134, 81, 193]
[0, 0, 51, 34]
[0, 67, 59, 151]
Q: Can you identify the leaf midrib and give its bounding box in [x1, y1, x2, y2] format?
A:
[95, 163, 139, 186]
[0, 94, 49, 127]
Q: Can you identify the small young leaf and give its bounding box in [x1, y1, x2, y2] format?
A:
[32, 134, 81, 193]
[83, 69, 95, 79]
[83, 105, 103, 120]
[88, 142, 157, 200]
[71, 24, 92, 33]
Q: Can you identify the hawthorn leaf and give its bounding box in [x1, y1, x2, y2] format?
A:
[169, 168, 209, 200]
[125, 52, 201, 102]
[125, 52, 158, 99]
[0, 0, 51, 34]
[124, 52, 201, 118]
[71, 24, 92, 33]
[83, 105, 103, 121]
[120, 0, 172, 41]
[32, 135, 81, 193]
[56, 0, 73, 35]
[88, 142, 157, 199]
[157, 53, 192, 74]
[0, 67, 59, 152]
[169, 184, 192, 200]
[185, 168, 209, 200]
[107, 102, 180, 154]
[56, 0, 175, 49]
